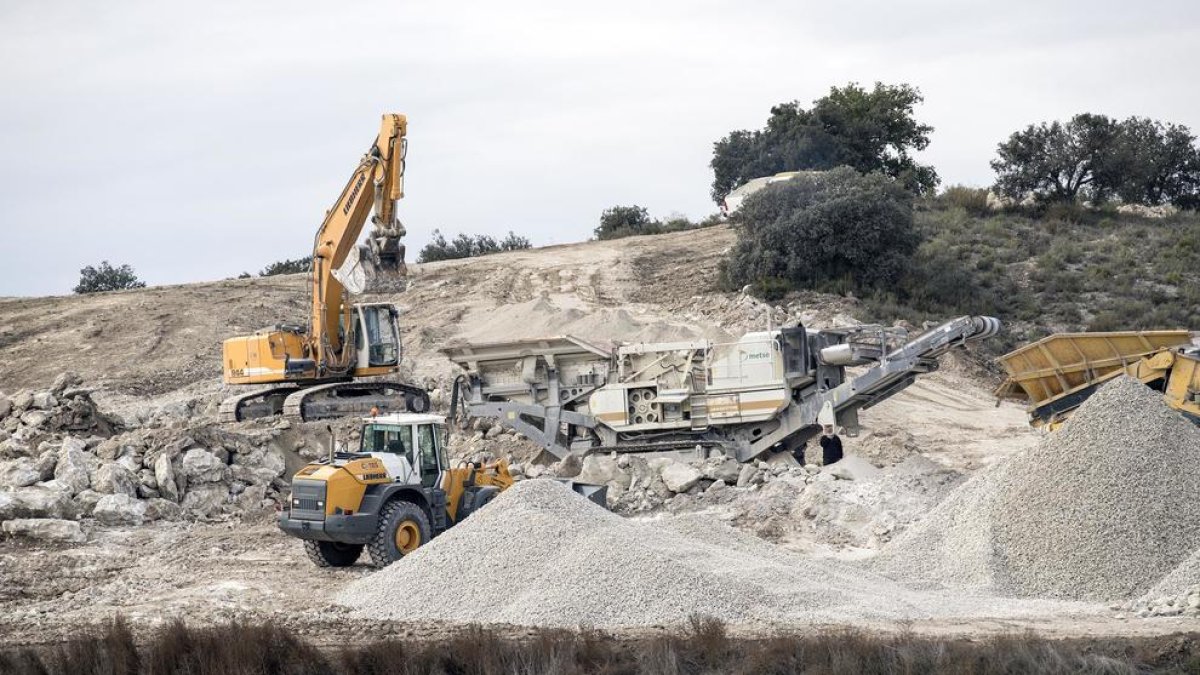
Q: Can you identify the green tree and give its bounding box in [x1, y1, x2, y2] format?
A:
[990, 114, 1122, 204]
[74, 261, 146, 294]
[594, 205, 660, 240]
[710, 82, 938, 204]
[721, 167, 918, 297]
[991, 114, 1200, 207]
[259, 256, 312, 276]
[1106, 118, 1200, 208]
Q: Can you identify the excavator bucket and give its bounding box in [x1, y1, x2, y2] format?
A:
[333, 233, 408, 295]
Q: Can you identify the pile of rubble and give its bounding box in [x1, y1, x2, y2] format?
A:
[338, 478, 1088, 628]
[873, 377, 1200, 602]
[0, 374, 291, 543]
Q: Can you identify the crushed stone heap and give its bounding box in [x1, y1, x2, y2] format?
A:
[337, 479, 1088, 628]
[872, 376, 1200, 602]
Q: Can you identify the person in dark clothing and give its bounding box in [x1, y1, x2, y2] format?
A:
[819, 425, 843, 466]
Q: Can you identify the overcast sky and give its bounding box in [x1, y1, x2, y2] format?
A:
[2, 1, 1197, 296]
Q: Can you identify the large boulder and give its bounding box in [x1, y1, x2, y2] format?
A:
[73, 489, 103, 517]
[180, 448, 228, 485]
[575, 454, 631, 490]
[10, 391, 32, 413]
[154, 453, 180, 502]
[143, 498, 182, 521]
[236, 483, 269, 513]
[54, 438, 94, 495]
[92, 494, 147, 526]
[701, 457, 742, 484]
[182, 484, 229, 517]
[1, 518, 86, 543]
[0, 395, 11, 419]
[0, 458, 41, 488]
[30, 392, 57, 410]
[659, 459, 703, 493]
[0, 487, 76, 520]
[20, 410, 49, 429]
[51, 372, 82, 396]
[92, 463, 138, 497]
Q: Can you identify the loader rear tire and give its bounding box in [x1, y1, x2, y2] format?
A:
[304, 540, 363, 568]
[368, 500, 431, 567]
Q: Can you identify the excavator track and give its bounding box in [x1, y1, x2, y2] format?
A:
[281, 380, 431, 422]
[219, 386, 303, 423]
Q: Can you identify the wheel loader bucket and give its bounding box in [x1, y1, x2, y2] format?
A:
[553, 479, 609, 509]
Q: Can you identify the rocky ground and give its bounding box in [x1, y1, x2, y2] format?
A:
[2, 227, 1194, 646]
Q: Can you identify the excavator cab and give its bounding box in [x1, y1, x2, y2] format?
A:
[350, 303, 402, 374]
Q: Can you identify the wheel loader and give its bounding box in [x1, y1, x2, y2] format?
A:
[279, 412, 607, 567]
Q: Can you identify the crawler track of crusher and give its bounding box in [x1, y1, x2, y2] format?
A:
[220, 381, 430, 423]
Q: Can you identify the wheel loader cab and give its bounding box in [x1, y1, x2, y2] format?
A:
[359, 413, 448, 488]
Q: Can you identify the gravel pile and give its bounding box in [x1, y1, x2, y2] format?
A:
[873, 376, 1200, 602]
[338, 479, 1093, 628]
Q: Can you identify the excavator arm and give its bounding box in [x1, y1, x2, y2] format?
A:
[311, 113, 408, 373]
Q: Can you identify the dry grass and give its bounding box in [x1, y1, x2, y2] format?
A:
[2, 616, 1199, 675]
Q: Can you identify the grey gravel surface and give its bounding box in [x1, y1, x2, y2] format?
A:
[338, 479, 1096, 628]
[873, 376, 1200, 602]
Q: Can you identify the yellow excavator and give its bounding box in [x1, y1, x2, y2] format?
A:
[997, 330, 1200, 429]
[220, 114, 430, 422]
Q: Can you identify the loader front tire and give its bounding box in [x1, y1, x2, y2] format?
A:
[304, 540, 363, 568]
[368, 500, 431, 567]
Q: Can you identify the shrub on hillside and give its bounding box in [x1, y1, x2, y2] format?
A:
[73, 261, 146, 294]
[259, 257, 311, 276]
[417, 230, 530, 263]
[594, 206, 720, 241]
[938, 185, 991, 217]
[721, 167, 918, 296]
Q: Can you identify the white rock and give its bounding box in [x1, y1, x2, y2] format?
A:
[258, 448, 286, 479]
[93, 493, 147, 525]
[143, 498, 182, 521]
[73, 489, 103, 516]
[0, 395, 11, 419]
[19, 410, 49, 428]
[0, 487, 76, 519]
[54, 440, 93, 496]
[154, 453, 181, 502]
[10, 391, 32, 412]
[93, 463, 138, 497]
[1, 518, 86, 543]
[30, 392, 57, 410]
[180, 448, 228, 484]
[736, 463, 757, 488]
[0, 458, 41, 488]
[660, 460, 703, 493]
[182, 484, 229, 516]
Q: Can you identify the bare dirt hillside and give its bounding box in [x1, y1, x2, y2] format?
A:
[0, 225, 1032, 464]
[7, 225, 1166, 646]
